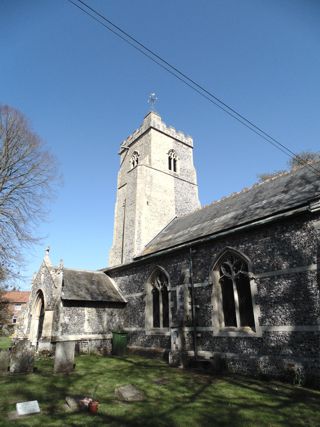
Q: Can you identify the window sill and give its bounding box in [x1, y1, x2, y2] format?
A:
[146, 328, 170, 336]
[215, 326, 260, 338]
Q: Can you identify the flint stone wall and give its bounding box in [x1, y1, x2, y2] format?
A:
[107, 212, 320, 382]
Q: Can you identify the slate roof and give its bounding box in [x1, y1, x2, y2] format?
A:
[61, 269, 126, 302]
[141, 162, 320, 257]
[2, 291, 30, 303]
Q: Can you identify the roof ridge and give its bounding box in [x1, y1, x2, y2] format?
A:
[62, 267, 104, 274]
[177, 160, 320, 220]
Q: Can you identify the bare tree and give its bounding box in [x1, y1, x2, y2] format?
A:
[0, 288, 10, 329]
[288, 151, 320, 171]
[0, 105, 59, 283]
[258, 151, 320, 182]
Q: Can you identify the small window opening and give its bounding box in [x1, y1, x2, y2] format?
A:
[168, 150, 178, 172]
[130, 151, 139, 169]
[152, 288, 160, 328]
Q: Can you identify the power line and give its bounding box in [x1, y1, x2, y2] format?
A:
[67, 0, 320, 177]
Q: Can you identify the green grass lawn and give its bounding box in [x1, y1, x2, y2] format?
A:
[0, 354, 319, 427]
[0, 336, 11, 350]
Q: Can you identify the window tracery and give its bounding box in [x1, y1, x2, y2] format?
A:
[146, 269, 169, 329]
[130, 151, 139, 169]
[215, 251, 256, 331]
[168, 150, 178, 172]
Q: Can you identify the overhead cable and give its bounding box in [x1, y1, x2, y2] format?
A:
[67, 0, 320, 177]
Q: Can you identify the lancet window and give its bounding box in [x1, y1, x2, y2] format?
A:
[130, 151, 139, 169]
[148, 269, 169, 329]
[168, 150, 178, 172]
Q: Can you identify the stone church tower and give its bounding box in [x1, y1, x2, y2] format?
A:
[109, 111, 200, 266]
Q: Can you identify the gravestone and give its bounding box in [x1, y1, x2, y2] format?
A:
[10, 340, 35, 373]
[0, 350, 10, 373]
[16, 400, 40, 416]
[115, 384, 145, 402]
[54, 341, 75, 373]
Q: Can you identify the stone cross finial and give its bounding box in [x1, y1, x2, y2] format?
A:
[148, 92, 158, 112]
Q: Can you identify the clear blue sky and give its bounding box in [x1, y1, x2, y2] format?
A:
[1, 0, 320, 289]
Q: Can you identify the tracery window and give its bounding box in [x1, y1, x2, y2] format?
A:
[147, 269, 169, 329]
[168, 150, 178, 172]
[216, 251, 255, 330]
[130, 151, 139, 169]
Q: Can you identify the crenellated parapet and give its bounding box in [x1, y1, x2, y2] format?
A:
[119, 111, 193, 154]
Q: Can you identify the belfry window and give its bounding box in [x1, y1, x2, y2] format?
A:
[168, 150, 178, 172]
[217, 252, 255, 330]
[148, 269, 169, 329]
[130, 151, 139, 169]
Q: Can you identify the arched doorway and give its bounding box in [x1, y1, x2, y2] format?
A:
[29, 291, 45, 347]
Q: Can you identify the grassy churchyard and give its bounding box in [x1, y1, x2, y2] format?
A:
[0, 354, 319, 426]
[0, 337, 11, 350]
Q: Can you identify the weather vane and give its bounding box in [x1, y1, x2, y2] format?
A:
[148, 92, 158, 112]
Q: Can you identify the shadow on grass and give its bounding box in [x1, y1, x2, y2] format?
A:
[0, 355, 319, 427]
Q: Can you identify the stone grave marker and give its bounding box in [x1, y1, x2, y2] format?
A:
[115, 384, 145, 402]
[10, 340, 35, 373]
[0, 350, 10, 373]
[54, 341, 75, 373]
[16, 400, 40, 416]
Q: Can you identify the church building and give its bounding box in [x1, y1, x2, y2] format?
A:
[21, 111, 320, 383]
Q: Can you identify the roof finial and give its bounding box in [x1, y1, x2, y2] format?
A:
[148, 92, 158, 112]
[44, 246, 52, 266]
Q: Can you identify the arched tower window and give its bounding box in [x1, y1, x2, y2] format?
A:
[130, 151, 139, 169]
[213, 250, 256, 331]
[168, 150, 178, 172]
[146, 268, 169, 329]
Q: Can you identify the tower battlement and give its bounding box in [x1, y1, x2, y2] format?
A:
[119, 112, 193, 154]
[109, 112, 200, 267]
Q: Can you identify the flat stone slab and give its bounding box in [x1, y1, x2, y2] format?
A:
[64, 395, 94, 412]
[115, 384, 145, 402]
[65, 396, 79, 412]
[16, 400, 40, 416]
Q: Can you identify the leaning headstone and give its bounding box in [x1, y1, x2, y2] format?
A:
[0, 350, 10, 373]
[54, 341, 75, 373]
[115, 384, 145, 402]
[10, 340, 35, 373]
[16, 400, 40, 416]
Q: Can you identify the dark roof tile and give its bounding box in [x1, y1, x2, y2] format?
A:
[141, 162, 320, 256]
[61, 269, 125, 302]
